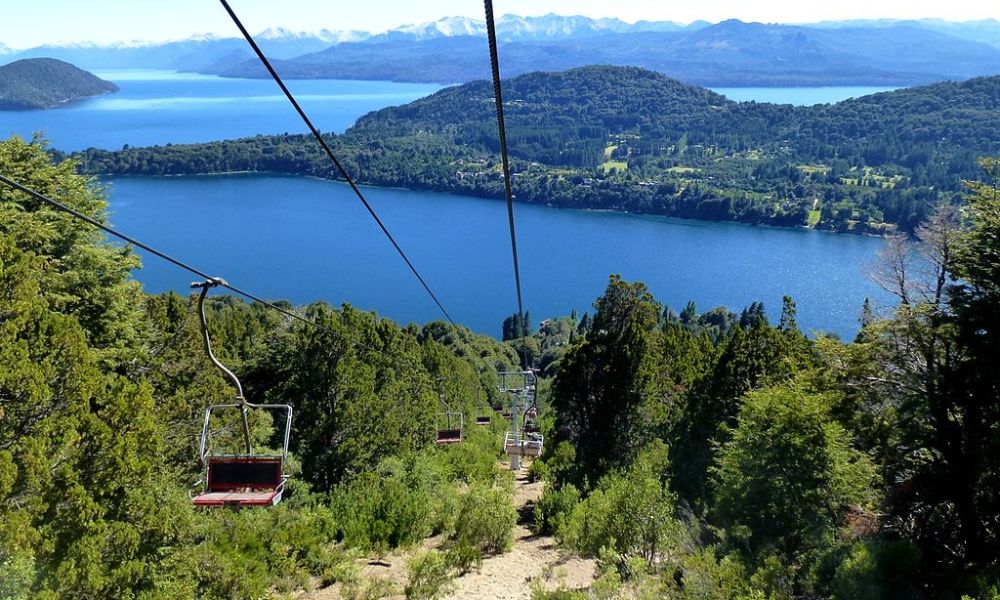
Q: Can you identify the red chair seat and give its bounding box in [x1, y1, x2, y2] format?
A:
[193, 456, 285, 507]
[193, 489, 281, 507]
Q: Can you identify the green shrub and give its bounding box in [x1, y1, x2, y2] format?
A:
[319, 548, 364, 588]
[331, 457, 437, 554]
[343, 576, 396, 600]
[0, 550, 34, 600]
[545, 441, 578, 485]
[830, 540, 921, 600]
[533, 483, 581, 537]
[674, 549, 754, 600]
[405, 550, 454, 600]
[439, 426, 502, 484]
[408, 452, 461, 536]
[527, 457, 550, 483]
[451, 482, 517, 569]
[446, 539, 484, 574]
[711, 386, 878, 564]
[564, 444, 680, 569]
[530, 585, 588, 600]
[0, 450, 15, 497]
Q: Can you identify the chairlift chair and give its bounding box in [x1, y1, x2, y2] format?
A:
[436, 410, 464, 444]
[188, 278, 293, 508]
[504, 431, 544, 458]
[474, 389, 492, 426]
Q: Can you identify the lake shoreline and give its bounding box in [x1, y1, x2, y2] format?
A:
[103, 173, 892, 340]
[97, 169, 893, 239]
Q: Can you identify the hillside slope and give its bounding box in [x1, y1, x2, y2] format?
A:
[350, 65, 999, 164]
[78, 66, 1000, 232]
[0, 58, 118, 109]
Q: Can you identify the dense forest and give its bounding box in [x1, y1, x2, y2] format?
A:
[0, 58, 118, 110]
[4, 136, 1000, 599]
[76, 66, 1000, 233]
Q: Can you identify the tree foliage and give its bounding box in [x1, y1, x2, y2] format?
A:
[551, 276, 666, 484]
[711, 385, 878, 564]
[5, 136, 1000, 598]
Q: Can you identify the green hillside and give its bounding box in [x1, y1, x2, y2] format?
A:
[77, 66, 1000, 232]
[0, 57, 118, 110]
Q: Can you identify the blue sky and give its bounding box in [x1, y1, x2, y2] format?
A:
[2, 0, 998, 49]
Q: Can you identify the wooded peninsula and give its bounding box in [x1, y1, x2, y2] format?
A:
[72, 66, 1000, 233]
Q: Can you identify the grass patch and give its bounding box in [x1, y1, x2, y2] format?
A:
[601, 160, 628, 174]
[807, 210, 821, 227]
[666, 166, 699, 174]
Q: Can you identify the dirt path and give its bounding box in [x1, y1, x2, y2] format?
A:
[300, 465, 595, 599]
[443, 468, 595, 600]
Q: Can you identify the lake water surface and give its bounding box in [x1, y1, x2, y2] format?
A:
[0, 70, 443, 151]
[105, 174, 892, 339]
[711, 86, 897, 105]
[2, 71, 894, 338]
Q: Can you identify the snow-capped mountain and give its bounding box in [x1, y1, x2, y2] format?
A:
[496, 14, 632, 40]
[257, 27, 369, 44]
[394, 16, 484, 40]
[378, 14, 689, 42]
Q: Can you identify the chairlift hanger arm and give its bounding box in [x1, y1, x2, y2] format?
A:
[193, 278, 252, 457]
[193, 278, 245, 400]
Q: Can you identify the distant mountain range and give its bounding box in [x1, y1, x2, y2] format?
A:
[3, 15, 999, 86]
[0, 58, 118, 110]
[367, 13, 697, 43]
[216, 20, 1000, 87]
[0, 31, 360, 73]
[812, 18, 1000, 48]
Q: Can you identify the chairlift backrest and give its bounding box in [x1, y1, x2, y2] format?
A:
[504, 431, 544, 458]
[435, 410, 464, 444]
[498, 370, 529, 393]
[199, 402, 294, 463]
[207, 456, 283, 490]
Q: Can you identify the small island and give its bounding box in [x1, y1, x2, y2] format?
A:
[0, 57, 118, 110]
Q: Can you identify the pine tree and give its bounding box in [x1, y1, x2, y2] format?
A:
[551, 276, 665, 484]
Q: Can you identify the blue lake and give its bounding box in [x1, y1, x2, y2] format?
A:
[1, 70, 893, 338]
[711, 86, 897, 105]
[104, 174, 892, 340]
[0, 70, 444, 151]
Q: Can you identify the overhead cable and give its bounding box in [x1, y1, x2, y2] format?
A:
[3, 173, 333, 338]
[217, 0, 456, 326]
[483, 0, 530, 369]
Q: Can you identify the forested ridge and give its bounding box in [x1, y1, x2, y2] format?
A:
[0, 58, 118, 110]
[4, 138, 1000, 598]
[76, 66, 1000, 233]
